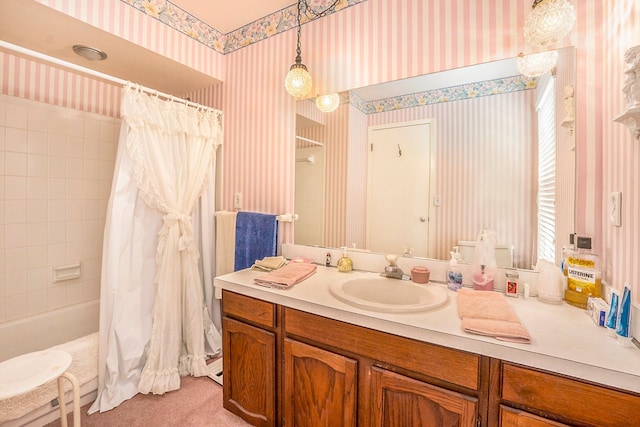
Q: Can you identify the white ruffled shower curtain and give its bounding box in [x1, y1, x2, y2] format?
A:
[90, 84, 223, 413]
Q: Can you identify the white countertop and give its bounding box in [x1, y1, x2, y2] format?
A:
[214, 265, 640, 394]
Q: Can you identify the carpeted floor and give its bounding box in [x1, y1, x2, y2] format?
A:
[48, 375, 251, 427]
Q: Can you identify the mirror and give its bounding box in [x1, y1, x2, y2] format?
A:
[294, 47, 576, 270]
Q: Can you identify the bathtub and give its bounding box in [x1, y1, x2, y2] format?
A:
[0, 300, 99, 362]
[0, 301, 100, 426]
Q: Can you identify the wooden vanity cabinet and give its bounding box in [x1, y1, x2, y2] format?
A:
[222, 291, 278, 426]
[284, 307, 483, 427]
[493, 360, 640, 427]
[222, 290, 484, 426]
[222, 291, 640, 427]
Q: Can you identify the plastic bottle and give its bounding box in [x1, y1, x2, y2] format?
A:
[337, 247, 353, 272]
[446, 247, 463, 291]
[471, 229, 497, 291]
[564, 236, 601, 309]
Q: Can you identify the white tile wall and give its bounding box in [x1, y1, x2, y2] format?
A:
[0, 95, 119, 323]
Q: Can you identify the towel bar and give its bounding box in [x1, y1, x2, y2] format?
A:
[276, 214, 298, 222]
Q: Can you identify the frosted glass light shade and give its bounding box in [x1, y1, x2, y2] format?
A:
[517, 51, 559, 77]
[316, 93, 340, 112]
[524, 0, 576, 49]
[285, 63, 312, 98]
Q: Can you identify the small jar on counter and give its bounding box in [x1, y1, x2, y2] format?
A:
[505, 269, 519, 297]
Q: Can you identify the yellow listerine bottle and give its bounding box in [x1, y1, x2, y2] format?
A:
[337, 247, 353, 273]
[564, 236, 601, 309]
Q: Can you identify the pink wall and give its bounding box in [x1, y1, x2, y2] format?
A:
[300, 90, 537, 267]
[297, 104, 351, 249]
[368, 91, 536, 268]
[600, 1, 640, 295]
[1, 52, 121, 117]
[2, 0, 638, 301]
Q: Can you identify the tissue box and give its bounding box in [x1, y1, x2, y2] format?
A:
[587, 297, 609, 327]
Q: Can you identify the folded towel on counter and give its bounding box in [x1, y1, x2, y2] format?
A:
[234, 212, 278, 271]
[251, 256, 288, 272]
[254, 262, 317, 289]
[456, 288, 531, 344]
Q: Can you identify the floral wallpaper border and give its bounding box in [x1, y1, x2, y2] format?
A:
[120, 0, 366, 54]
[348, 75, 538, 114]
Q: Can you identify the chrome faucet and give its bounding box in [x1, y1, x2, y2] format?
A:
[380, 254, 410, 280]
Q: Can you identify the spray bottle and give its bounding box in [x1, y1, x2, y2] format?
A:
[471, 229, 497, 291]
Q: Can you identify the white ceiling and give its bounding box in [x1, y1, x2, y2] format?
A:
[171, 0, 295, 33]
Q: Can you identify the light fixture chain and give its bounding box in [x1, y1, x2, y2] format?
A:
[301, 0, 341, 19]
[295, 0, 303, 63]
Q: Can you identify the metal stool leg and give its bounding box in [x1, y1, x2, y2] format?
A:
[57, 372, 81, 426]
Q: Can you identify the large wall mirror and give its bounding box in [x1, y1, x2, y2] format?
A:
[294, 47, 576, 271]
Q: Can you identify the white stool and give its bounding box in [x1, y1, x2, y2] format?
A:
[0, 349, 81, 426]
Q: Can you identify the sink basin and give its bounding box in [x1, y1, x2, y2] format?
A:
[329, 276, 448, 313]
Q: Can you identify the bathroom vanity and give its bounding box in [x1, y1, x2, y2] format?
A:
[215, 266, 640, 427]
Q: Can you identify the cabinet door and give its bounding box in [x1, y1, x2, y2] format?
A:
[284, 338, 357, 427]
[370, 366, 478, 427]
[500, 406, 570, 427]
[223, 317, 276, 427]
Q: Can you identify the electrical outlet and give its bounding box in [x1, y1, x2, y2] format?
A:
[234, 192, 242, 209]
[609, 191, 621, 227]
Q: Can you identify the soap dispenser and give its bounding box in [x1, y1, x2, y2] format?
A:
[446, 246, 463, 291]
[337, 247, 353, 273]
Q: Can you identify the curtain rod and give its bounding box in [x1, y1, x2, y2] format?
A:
[0, 40, 221, 115]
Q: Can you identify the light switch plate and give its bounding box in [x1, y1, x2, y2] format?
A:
[609, 191, 622, 227]
[234, 192, 242, 209]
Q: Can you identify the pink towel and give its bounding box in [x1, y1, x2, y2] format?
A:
[457, 288, 531, 344]
[254, 262, 317, 289]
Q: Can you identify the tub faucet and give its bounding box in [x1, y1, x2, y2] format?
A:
[380, 254, 410, 280]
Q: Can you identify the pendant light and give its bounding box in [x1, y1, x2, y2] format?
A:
[284, 0, 312, 98]
[316, 93, 340, 112]
[523, 0, 576, 49]
[284, 0, 341, 98]
[517, 50, 559, 77]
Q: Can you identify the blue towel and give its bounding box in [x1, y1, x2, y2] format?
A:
[234, 212, 278, 271]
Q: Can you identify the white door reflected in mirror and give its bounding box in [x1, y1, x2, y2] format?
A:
[367, 120, 432, 258]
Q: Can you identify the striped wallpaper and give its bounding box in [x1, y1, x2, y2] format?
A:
[369, 90, 537, 268]
[2, 0, 638, 301]
[296, 104, 350, 249]
[600, 0, 640, 296]
[0, 52, 122, 117]
[302, 89, 537, 267]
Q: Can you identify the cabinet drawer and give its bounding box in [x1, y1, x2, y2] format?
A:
[285, 308, 480, 390]
[222, 290, 275, 328]
[501, 363, 640, 427]
[499, 405, 570, 427]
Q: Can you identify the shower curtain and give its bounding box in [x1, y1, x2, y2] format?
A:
[90, 84, 223, 413]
